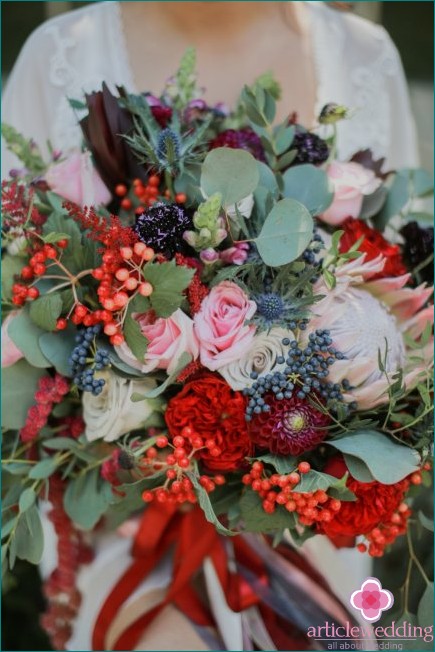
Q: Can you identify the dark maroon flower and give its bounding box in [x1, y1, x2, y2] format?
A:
[247, 394, 330, 456]
[209, 128, 266, 162]
[134, 202, 193, 257]
[400, 221, 434, 284]
[145, 94, 173, 127]
[292, 131, 329, 165]
[80, 83, 146, 190]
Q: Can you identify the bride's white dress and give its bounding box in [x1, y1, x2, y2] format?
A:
[1, 2, 420, 650]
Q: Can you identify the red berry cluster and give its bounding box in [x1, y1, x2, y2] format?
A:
[19, 374, 70, 442]
[116, 175, 162, 212]
[91, 241, 155, 345]
[357, 469, 426, 557]
[243, 461, 342, 526]
[11, 240, 69, 306]
[41, 475, 93, 650]
[140, 428, 225, 505]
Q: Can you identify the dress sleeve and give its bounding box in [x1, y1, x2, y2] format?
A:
[380, 28, 420, 169]
[2, 26, 54, 177]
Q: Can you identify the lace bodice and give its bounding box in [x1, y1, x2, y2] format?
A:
[2, 1, 418, 177]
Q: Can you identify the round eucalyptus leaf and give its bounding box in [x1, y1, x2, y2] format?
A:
[254, 198, 313, 267]
[282, 163, 333, 215]
[200, 148, 260, 206]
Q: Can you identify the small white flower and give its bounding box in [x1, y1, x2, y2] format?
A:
[219, 327, 291, 391]
[226, 194, 255, 220]
[83, 370, 159, 442]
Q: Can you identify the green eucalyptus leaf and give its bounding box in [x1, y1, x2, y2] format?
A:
[292, 470, 340, 493]
[39, 327, 77, 377]
[28, 458, 59, 480]
[18, 488, 36, 514]
[254, 198, 313, 267]
[7, 308, 50, 368]
[282, 164, 333, 215]
[187, 473, 236, 536]
[418, 511, 434, 532]
[360, 185, 388, 220]
[42, 232, 71, 244]
[64, 469, 113, 530]
[327, 431, 420, 484]
[15, 505, 44, 564]
[274, 125, 295, 155]
[257, 161, 279, 198]
[201, 148, 260, 206]
[1, 360, 47, 430]
[417, 583, 434, 628]
[29, 293, 63, 331]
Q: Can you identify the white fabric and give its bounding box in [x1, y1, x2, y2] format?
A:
[2, 2, 415, 649]
[2, 1, 418, 176]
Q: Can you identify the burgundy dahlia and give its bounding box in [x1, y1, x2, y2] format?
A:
[209, 128, 266, 162]
[247, 394, 330, 456]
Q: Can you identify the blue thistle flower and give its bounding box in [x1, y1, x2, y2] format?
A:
[156, 129, 181, 164]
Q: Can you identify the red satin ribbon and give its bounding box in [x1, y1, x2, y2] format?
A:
[92, 504, 264, 651]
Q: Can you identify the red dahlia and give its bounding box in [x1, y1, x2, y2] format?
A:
[319, 456, 410, 538]
[339, 217, 407, 279]
[209, 128, 266, 162]
[247, 394, 330, 456]
[165, 375, 252, 472]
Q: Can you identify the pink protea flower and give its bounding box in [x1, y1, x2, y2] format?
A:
[308, 254, 433, 410]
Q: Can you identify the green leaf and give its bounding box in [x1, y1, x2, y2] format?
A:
[42, 232, 71, 244]
[7, 308, 50, 368]
[254, 453, 297, 474]
[45, 191, 68, 214]
[254, 198, 313, 267]
[2, 255, 25, 300]
[274, 125, 295, 155]
[341, 454, 375, 482]
[417, 583, 434, 627]
[15, 505, 44, 564]
[132, 352, 192, 400]
[1, 518, 18, 539]
[292, 470, 340, 493]
[144, 260, 195, 318]
[42, 437, 80, 451]
[257, 161, 279, 198]
[282, 164, 333, 215]
[240, 488, 297, 532]
[201, 148, 260, 206]
[188, 473, 236, 536]
[18, 488, 36, 514]
[28, 458, 59, 480]
[360, 186, 388, 220]
[327, 431, 420, 484]
[64, 469, 113, 530]
[1, 360, 47, 430]
[418, 511, 434, 532]
[29, 293, 63, 331]
[276, 149, 298, 171]
[123, 306, 149, 363]
[39, 327, 77, 377]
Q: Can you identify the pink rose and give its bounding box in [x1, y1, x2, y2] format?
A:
[116, 309, 199, 374]
[194, 281, 256, 370]
[45, 151, 111, 207]
[320, 161, 381, 226]
[2, 312, 24, 367]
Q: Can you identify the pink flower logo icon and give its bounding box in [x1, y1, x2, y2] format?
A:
[350, 577, 394, 622]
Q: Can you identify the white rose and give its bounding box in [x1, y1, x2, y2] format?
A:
[83, 370, 158, 442]
[226, 193, 255, 220]
[219, 327, 291, 391]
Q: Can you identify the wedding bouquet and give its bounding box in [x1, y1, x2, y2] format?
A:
[2, 50, 433, 651]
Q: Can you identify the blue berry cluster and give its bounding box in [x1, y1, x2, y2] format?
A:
[69, 326, 110, 395]
[302, 232, 324, 266]
[243, 329, 353, 421]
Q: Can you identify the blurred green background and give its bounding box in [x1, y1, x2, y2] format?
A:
[1, 2, 434, 650]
